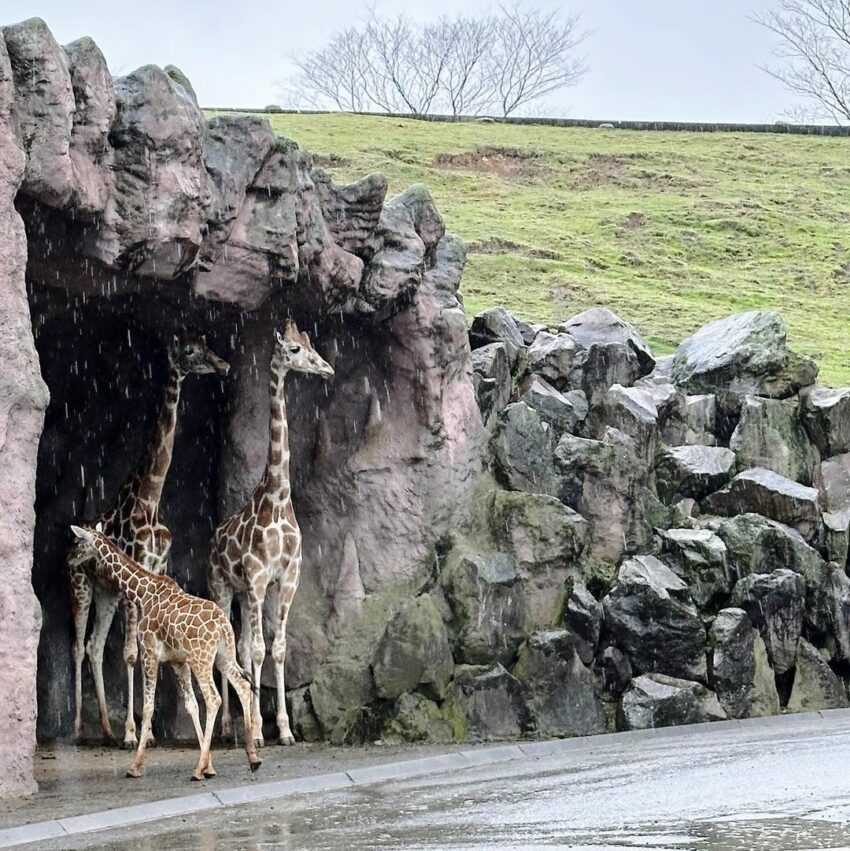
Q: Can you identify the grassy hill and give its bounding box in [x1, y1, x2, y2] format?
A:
[224, 112, 850, 385]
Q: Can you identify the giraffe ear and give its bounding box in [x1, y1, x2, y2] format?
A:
[274, 329, 285, 346]
[94, 521, 103, 534]
[70, 525, 92, 541]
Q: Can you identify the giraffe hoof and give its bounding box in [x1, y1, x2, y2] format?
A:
[125, 768, 142, 779]
[122, 739, 138, 751]
[250, 757, 262, 773]
[278, 735, 296, 746]
[203, 769, 217, 779]
[190, 772, 205, 782]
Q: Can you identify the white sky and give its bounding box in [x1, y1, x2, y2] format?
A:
[4, 1, 795, 122]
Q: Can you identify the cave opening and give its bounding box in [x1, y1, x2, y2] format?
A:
[20, 202, 391, 743]
[28, 281, 231, 741]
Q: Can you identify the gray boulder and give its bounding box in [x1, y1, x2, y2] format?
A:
[471, 343, 511, 423]
[619, 673, 726, 730]
[732, 569, 805, 676]
[684, 394, 718, 446]
[709, 608, 780, 718]
[658, 528, 729, 610]
[372, 594, 453, 700]
[602, 555, 707, 681]
[492, 402, 560, 497]
[489, 490, 587, 571]
[381, 692, 453, 744]
[470, 307, 525, 369]
[519, 375, 587, 436]
[560, 307, 655, 376]
[555, 428, 651, 561]
[599, 646, 633, 698]
[729, 395, 818, 484]
[589, 384, 659, 466]
[656, 445, 736, 503]
[802, 386, 850, 457]
[568, 345, 642, 408]
[310, 658, 376, 745]
[287, 686, 323, 743]
[515, 317, 546, 346]
[787, 639, 849, 712]
[443, 664, 530, 741]
[702, 468, 821, 543]
[440, 548, 529, 667]
[489, 490, 588, 628]
[817, 451, 850, 512]
[707, 513, 826, 587]
[512, 631, 607, 738]
[670, 310, 818, 398]
[563, 579, 602, 665]
[823, 509, 850, 567]
[526, 331, 577, 389]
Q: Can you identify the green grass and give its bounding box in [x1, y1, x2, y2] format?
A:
[217, 111, 850, 385]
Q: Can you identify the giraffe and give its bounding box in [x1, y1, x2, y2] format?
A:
[68, 524, 262, 780]
[69, 334, 230, 748]
[209, 321, 333, 747]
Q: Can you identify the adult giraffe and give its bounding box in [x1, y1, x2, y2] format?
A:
[208, 321, 333, 746]
[69, 334, 229, 747]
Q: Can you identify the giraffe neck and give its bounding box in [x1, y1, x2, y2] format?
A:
[92, 540, 151, 604]
[137, 360, 185, 507]
[262, 362, 291, 496]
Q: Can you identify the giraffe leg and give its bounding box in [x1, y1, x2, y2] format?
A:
[220, 658, 262, 773]
[272, 580, 298, 746]
[127, 651, 158, 779]
[209, 579, 234, 741]
[86, 586, 120, 746]
[121, 599, 144, 749]
[191, 666, 222, 782]
[172, 663, 213, 776]
[69, 565, 93, 743]
[245, 579, 267, 749]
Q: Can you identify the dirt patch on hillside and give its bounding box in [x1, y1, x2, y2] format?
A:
[312, 153, 352, 168]
[467, 236, 560, 260]
[570, 154, 700, 191]
[434, 146, 546, 181]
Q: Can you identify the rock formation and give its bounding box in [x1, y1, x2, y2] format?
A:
[3, 15, 850, 800]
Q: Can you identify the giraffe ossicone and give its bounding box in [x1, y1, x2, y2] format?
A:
[69, 525, 262, 781]
[209, 320, 333, 747]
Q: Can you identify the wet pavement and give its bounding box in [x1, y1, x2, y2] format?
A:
[19, 711, 850, 850]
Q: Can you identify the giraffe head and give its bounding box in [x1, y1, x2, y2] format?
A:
[169, 334, 230, 377]
[273, 321, 334, 380]
[68, 522, 106, 567]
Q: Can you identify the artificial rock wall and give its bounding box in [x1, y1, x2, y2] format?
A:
[0, 17, 482, 797]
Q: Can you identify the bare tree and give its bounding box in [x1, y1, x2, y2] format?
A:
[291, 27, 372, 112]
[755, 0, 850, 123]
[287, 4, 588, 117]
[431, 15, 497, 117]
[490, 4, 588, 117]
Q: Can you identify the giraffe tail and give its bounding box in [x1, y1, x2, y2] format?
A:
[222, 622, 258, 695]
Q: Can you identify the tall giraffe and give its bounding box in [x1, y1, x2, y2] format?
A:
[68, 524, 262, 780]
[209, 321, 333, 746]
[69, 334, 230, 747]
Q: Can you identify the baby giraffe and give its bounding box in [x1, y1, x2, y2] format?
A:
[68, 524, 262, 781]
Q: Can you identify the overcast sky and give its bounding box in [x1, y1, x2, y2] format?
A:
[4, 1, 794, 122]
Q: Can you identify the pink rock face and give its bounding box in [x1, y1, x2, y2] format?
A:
[0, 31, 49, 800]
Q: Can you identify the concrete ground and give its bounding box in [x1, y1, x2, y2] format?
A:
[6, 710, 850, 849]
